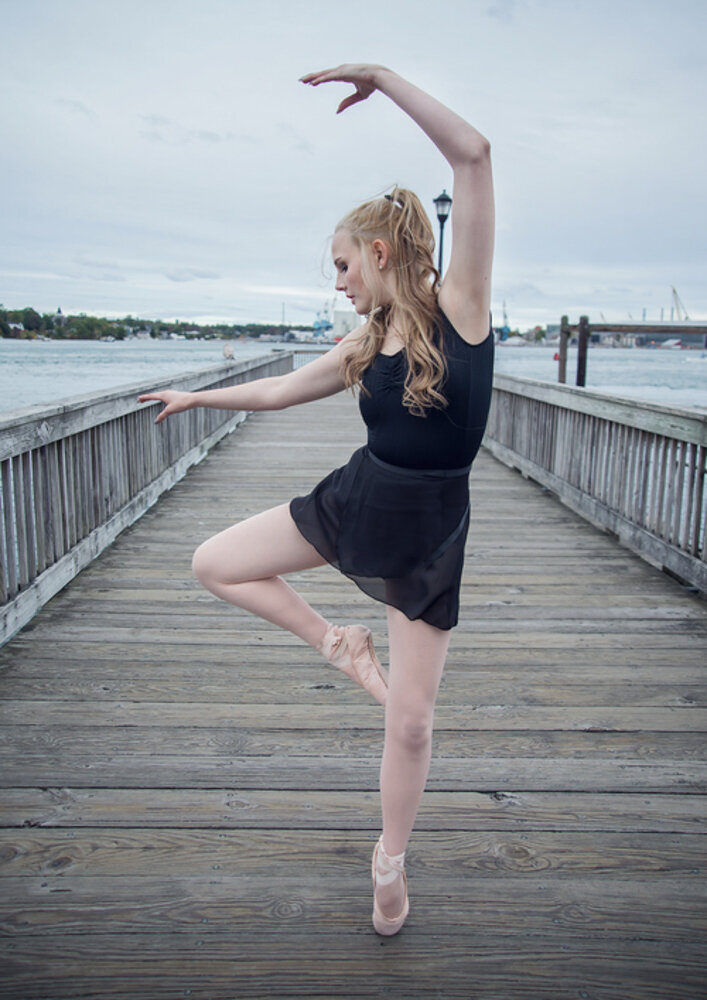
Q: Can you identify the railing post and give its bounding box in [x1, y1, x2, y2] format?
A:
[576, 315, 590, 387]
[558, 315, 570, 384]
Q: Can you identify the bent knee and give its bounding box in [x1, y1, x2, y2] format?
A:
[191, 541, 212, 584]
[191, 538, 230, 587]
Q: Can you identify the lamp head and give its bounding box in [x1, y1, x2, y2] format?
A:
[433, 189, 452, 222]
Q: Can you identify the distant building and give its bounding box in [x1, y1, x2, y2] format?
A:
[332, 310, 361, 340]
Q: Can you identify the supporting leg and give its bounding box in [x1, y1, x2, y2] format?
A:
[375, 605, 451, 919]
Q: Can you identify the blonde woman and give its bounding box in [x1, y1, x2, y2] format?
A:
[139, 64, 494, 936]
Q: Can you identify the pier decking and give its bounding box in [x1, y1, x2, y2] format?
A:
[1, 392, 705, 999]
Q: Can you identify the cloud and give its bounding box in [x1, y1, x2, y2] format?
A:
[486, 0, 519, 22]
[73, 255, 125, 282]
[138, 113, 241, 146]
[164, 267, 221, 283]
[496, 281, 547, 301]
[142, 114, 171, 127]
[55, 97, 97, 120]
[242, 283, 334, 298]
[194, 130, 222, 143]
[277, 122, 315, 154]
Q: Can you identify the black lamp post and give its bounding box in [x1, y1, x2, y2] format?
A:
[433, 189, 452, 276]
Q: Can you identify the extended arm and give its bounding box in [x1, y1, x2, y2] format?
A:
[138, 329, 362, 423]
[302, 65, 494, 344]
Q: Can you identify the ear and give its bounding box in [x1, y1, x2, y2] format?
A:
[371, 238, 391, 271]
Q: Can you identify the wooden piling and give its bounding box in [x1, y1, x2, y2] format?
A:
[558, 314, 570, 383]
[576, 314, 590, 387]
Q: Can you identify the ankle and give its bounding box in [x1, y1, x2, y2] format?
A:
[315, 622, 341, 657]
[314, 621, 334, 651]
[378, 837, 406, 871]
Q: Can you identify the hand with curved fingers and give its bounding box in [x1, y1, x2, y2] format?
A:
[300, 64, 384, 114]
[137, 390, 194, 424]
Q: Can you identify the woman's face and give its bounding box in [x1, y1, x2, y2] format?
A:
[332, 228, 386, 315]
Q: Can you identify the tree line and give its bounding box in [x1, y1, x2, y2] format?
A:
[0, 306, 312, 341]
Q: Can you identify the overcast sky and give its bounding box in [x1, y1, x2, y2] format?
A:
[2, 0, 705, 330]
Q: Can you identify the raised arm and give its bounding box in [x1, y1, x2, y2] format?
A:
[138, 329, 363, 423]
[301, 65, 494, 344]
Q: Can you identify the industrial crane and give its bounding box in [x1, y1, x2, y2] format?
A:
[671, 287, 690, 321]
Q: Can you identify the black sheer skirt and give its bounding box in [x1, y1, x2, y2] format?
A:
[290, 446, 471, 630]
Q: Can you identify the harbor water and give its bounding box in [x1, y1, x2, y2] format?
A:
[1, 337, 706, 415]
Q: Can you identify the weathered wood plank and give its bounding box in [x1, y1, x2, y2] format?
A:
[2, 828, 703, 879]
[1, 726, 703, 761]
[8, 622, 705, 648]
[1, 675, 704, 707]
[1, 699, 704, 732]
[1, 660, 705, 692]
[1, 788, 702, 833]
[0, 936, 704, 1000]
[1, 873, 704, 934]
[2, 754, 703, 793]
[6, 643, 705, 670]
[1, 872, 704, 1000]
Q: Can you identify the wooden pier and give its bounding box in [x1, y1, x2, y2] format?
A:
[1, 391, 706, 999]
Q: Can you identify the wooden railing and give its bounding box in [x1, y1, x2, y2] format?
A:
[0, 353, 292, 644]
[483, 374, 707, 592]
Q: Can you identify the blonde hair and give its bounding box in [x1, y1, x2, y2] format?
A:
[338, 186, 446, 416]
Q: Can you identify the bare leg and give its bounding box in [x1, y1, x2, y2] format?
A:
[376, 606, 451, 916]
[191, 504, 330, 648]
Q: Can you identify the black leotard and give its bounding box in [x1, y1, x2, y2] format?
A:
[359, 310, 494, 470]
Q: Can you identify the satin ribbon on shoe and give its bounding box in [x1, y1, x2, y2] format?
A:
[372, 835, 409, 936]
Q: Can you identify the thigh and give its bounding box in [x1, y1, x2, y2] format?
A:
[385, 605, 452, 711]
[193, 503, 327, 583]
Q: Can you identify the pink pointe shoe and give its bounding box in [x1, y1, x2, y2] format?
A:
[318, 624, 388, 705]
[372, 835, 409, 936]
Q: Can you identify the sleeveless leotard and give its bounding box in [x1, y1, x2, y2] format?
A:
[359, 310, 494, 470]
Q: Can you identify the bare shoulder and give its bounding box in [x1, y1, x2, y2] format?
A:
[437, 284, 491, 346]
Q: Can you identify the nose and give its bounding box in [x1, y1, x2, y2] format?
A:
[335, 273, 346, 292]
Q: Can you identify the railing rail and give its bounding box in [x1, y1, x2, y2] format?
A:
[483, 373, 707, 592]
[0, 353, 292, 644]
